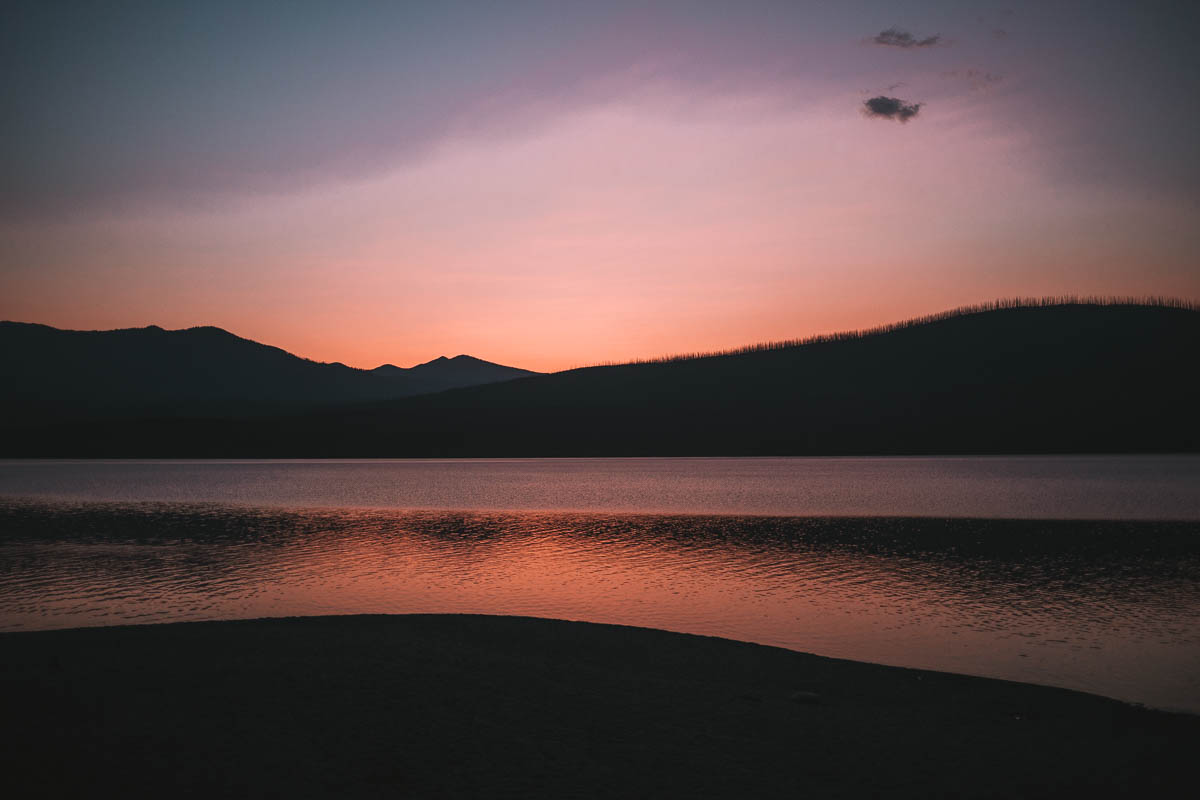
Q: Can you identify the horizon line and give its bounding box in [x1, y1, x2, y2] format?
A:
[5, 294, 1197, 374]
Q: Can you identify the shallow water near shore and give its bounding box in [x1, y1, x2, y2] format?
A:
[1, 457, 1198, 712]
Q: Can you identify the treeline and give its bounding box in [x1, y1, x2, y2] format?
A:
[596, 296, 1200, 367]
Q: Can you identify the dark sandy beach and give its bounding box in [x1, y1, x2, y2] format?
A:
[2, 614, 1195, 798]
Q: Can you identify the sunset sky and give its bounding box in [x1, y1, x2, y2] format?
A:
[3, 1, 1198, 371]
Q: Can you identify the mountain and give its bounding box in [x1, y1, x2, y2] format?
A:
[394, 354, 535, 389]
[0, 322, 538, 421]
[4, 300, 1198, 456]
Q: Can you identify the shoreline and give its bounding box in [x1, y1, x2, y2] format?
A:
[3, 614, 1197, 798]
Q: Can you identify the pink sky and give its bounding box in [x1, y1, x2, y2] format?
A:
[3, 2, 1197, 371]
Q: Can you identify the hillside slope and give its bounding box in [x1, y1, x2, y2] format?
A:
[343, 301, 1200, 455]
[5, 301, 1197, 455]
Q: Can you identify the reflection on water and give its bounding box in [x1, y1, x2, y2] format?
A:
[2, 499, 1198, 712]
[1, 456, 1198, 519]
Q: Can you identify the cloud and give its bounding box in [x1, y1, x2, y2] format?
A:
[873, 28, 942, 49]
[863, 96, 922, 122]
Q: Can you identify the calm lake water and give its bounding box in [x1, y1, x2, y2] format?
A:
[2, 457, 1198, 711]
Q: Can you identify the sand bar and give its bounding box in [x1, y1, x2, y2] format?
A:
[2, 614, 1195, 798]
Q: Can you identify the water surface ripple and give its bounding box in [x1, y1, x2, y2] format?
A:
[2, 499, 1198, 712]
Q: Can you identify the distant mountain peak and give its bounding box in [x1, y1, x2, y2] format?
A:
[371, 355, 514, 372]
[407, 353, 532, 374]
[411, 355, 450, 368]
[0, 322, 540, 421]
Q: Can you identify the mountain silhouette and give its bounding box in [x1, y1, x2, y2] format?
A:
[3, 299, 1197, 456]
[0, 322, 537, 421]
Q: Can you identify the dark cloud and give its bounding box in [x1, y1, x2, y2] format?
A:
[863, 96, 922, 122]
[873, 27, 942, 49]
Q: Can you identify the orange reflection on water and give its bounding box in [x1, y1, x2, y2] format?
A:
[2, 504, 1199, 712]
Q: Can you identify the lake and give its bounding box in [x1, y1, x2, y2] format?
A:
[2, 456, 1198, 712]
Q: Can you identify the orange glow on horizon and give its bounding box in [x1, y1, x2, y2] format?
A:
[4, 102, 1197, 374]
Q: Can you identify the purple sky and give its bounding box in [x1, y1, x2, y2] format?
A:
[2, 1, 1197, 370]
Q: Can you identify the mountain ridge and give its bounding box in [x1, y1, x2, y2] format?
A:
[3, 300, 1198, 456]
[1, 321, 516, 373]
[0, 320, 539, 421]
